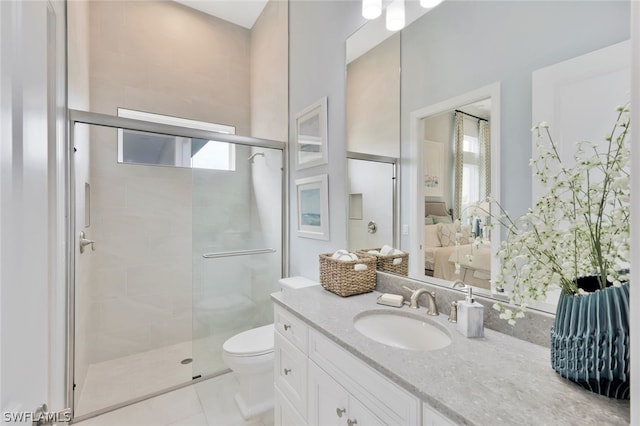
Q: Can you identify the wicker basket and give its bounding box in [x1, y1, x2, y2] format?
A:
[357, 248, 409, 276]
[318, 253, 377, 297]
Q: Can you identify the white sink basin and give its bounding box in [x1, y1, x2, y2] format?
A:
[353, 310, 452, 351]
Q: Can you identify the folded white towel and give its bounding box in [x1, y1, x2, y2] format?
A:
[367, 250, 380, 255]
[391, 249, 404, 255]
[331, 249, 349, 259]
[392, 258, 403, 265]
[380, 245, 394, 256]
[354, 263, 368, 271]
[338, 253, 358, 261]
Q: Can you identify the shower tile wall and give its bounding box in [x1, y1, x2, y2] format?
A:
[88, 127, 194, 363]
[83, 0, 254, 369]
[73, 0, 287, 407]
[86, 135, 267, 365]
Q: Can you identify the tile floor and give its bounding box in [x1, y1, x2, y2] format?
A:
[74, 373, 274, 426]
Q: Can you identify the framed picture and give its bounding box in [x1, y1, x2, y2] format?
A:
[295, 97, 328, 170]
[424, 140, 444, 197]
[295, 174, 329, 240]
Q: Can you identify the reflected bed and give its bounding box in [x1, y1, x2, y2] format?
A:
[424, 201, 490, 289]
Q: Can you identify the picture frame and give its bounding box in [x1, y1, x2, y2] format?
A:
[295, 97, 328, 170]
[424, 140, 444, 197]
[295, 174, 329, 240]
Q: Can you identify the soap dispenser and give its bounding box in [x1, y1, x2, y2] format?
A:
[456, 286, 484, 338]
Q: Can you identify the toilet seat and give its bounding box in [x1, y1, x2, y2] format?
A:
[223, 324, 274, 357]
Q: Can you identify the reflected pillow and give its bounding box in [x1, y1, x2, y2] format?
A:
[438, 222, 461, 247]
[425, 216, 435, 225]
[424, 224, 441, 247]
[429, 214, 453, 224]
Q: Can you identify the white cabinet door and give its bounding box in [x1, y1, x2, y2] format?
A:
[309, 362, 387, 426]
[309, 362, 350, 426]
[274, 332, 308, 417]
[348, 395, 386, 426]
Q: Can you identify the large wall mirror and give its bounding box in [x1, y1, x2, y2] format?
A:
[345, 23, 401, 251]
[345, 0, 630, 315]
[410, 90, 499, 294]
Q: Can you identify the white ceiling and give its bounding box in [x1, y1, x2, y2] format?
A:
[173, 0, 269, 29]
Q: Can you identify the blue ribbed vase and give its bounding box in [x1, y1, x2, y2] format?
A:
[550, 282, 629, 399]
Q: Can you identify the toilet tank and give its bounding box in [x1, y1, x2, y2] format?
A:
[279, 276, 319, 294]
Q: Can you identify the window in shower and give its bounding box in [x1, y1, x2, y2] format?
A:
[116, 108, 236, 171]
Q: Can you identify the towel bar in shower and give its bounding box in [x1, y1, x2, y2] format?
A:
[202, 248, 276, 259]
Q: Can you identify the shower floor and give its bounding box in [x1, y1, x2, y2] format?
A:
[75, 336, 227, 417]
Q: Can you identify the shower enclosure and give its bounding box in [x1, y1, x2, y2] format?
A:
[68, 110, 286, 420]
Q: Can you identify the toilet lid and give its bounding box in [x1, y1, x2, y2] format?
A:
[223, 324, 274, 357]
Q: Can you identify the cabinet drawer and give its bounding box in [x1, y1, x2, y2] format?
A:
[275, 331, 307, 419]
[275, 305, 309, 353]
[309, 328, 420, 425]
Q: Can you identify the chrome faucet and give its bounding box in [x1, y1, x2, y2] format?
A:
[403, 286, 439, 316]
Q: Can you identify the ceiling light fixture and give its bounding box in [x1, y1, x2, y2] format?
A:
[385, 0, 405, 31]
[362, 0, 382, 20]
[420, 0, 443, 8]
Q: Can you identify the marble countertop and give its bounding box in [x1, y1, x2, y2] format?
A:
[271, 285, 630, 425]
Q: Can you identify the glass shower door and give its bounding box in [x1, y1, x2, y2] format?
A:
[70, 111, 285, 419]
[191, 143, 283, 380]
[72, 122, 199, 417]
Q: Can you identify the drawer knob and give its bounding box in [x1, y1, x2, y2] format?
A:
[336, 408, 346, 418]
[283, 368, 291, 375]
[283, 324, 291, 331]
[347, 419, 358, 426]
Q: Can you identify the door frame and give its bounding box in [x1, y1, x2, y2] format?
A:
[407, 82, 501, 291]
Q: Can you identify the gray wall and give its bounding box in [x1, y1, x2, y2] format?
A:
[289, 1, 364, 278]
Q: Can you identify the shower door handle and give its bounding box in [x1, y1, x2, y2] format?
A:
[79, 231, 95, 254]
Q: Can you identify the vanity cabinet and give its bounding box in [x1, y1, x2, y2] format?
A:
[274, 304, 427, 426]
[308, 328, 420, 425]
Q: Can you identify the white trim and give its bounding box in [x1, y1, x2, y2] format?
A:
[294, 97, 328, 170]
[295, 174, 330, 240]
[117, 108, 235, 134]
[116, 109, 237, 171]
[629, 1, 639, 422]
[408, 82, 501, 298]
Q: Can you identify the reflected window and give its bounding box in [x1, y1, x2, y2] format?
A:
[117, 108, 236, 171]
[461, 134, 480, 209]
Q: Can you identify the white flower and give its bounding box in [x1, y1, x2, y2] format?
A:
[487, 105, 630, 324]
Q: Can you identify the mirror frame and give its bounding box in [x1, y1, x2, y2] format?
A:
[407, 82, 502, 297]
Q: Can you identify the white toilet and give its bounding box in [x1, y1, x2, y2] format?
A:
[222, 276, 318, 419]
